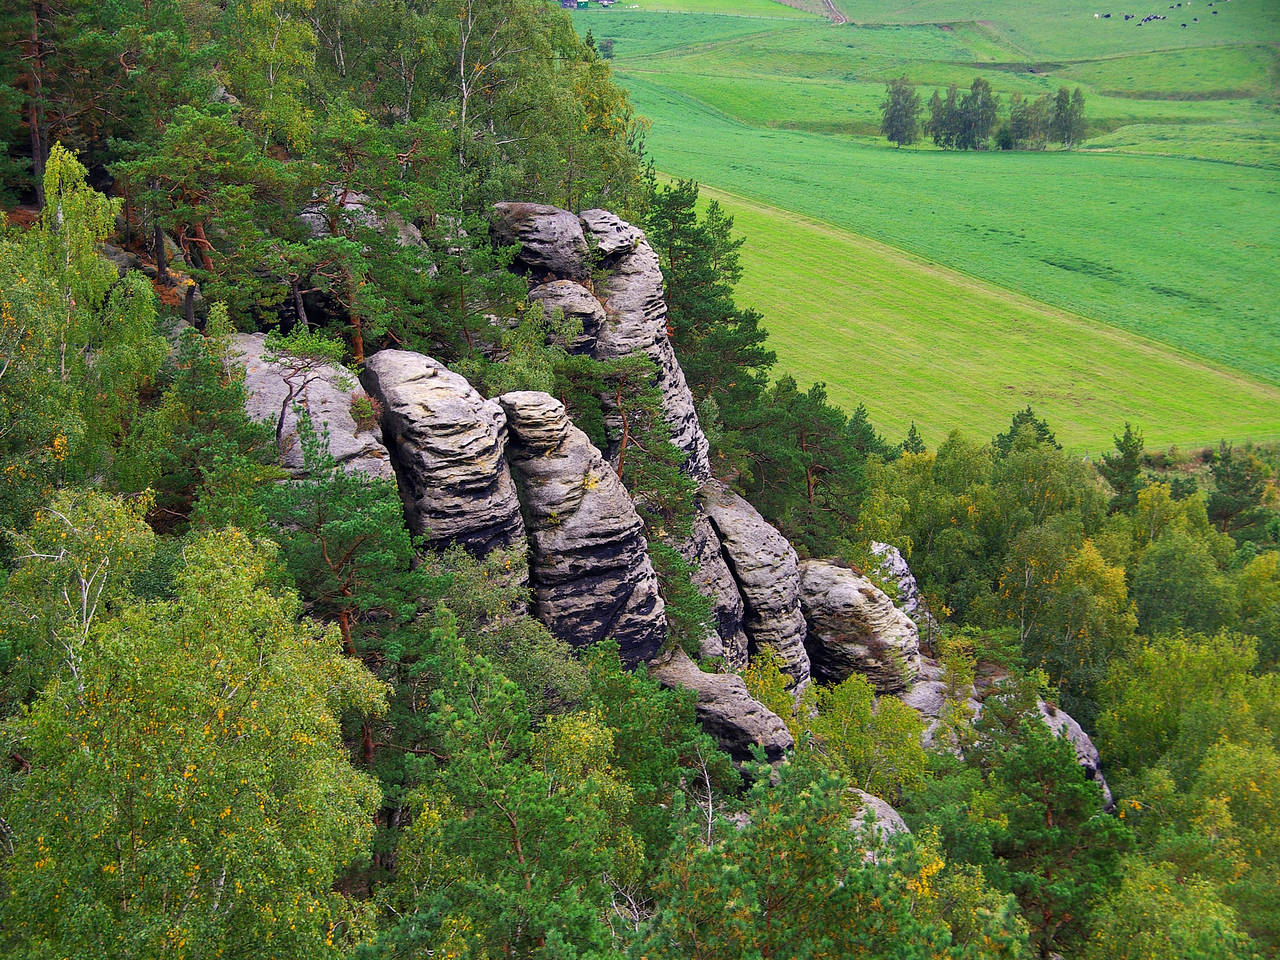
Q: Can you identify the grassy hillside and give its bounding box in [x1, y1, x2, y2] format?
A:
[697, 185, 1280, 451]
[573, 0, 1280, 442]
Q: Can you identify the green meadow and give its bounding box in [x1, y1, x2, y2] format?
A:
[698, 185, 1280, 452]
[572, 0, 1280, 445]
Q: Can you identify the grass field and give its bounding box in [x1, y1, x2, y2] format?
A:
[571, 0, 1280, 444]
[698, 185, 1280, 451]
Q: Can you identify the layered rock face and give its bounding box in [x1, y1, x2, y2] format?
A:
[650, 649, 792, 763]
[701, 482, 811, 688]
[492, 202, 589, 281]
[498, 391, 667, 665]
[230, 332, 394, 480]
[679, 510, 750, 668]
[580, 209, 712, 484]
[798, 559, 922, 693]
[871, 541, 940, 643]
[492, 202, 712, 484]
[361, 350, 524, 554]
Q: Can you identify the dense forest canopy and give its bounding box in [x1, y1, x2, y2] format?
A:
[1, 0, 1279, 958]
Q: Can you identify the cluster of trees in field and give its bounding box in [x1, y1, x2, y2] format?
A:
[882, 77, 1087, 151]
[1, 0, 1279, 955]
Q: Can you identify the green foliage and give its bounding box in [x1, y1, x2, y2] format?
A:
[881, 75, 921, 148]
[807, 672, 927, 800]
[744, 646, 926, 802]
[0, 529, 385, 958]
[0, 490, 156, 713]
[373, 617, 639, 959]
[634, 751, 1005, 959]
[0, 147, 164, 550]
[648, 541, 715, 657]
[116, 307, 277, 531]
[1097, 630, 1280, 948]
[1099, 422, 1145, 513]
[1084, 857, 1257, 960]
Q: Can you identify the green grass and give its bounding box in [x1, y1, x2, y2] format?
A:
[698, 185, 1280, 451]
[573, 1, 1280, 442]
[826, 0, 1280, 57]
[627, 73, 1280, 386]
[591, 0, 813, 16]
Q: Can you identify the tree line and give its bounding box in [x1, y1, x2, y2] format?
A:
[882, 77, 1087, 151]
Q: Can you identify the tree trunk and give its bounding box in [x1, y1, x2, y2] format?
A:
[154, 217, 168, 286]
[28, 0, 47, 208]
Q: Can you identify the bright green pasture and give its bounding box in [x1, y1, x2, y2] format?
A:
[698, 186, 1280, 452]
[602, 16, 1279, 141]
[574, 1, 1280, 438]
[593, 0, 813, 16]
[625, 73, 1280, 387]
[825, 0, 1280, 57]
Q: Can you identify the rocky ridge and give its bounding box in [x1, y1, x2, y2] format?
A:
[226, 203, 1111, 795]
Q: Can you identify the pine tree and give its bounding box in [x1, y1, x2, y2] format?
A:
[1099, 422, 1145, 513]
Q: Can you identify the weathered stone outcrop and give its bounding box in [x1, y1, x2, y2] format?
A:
[849, 789, 910, 843]
[899, 666, 980, 751]
[229, 332, 394, 480]
[871, 541, 940, 643]
[680, 509, 750, 668]
[300, 187, 426, 250]
[527, 280, 606, 353]
[649, 649, 792, 763]
[701, 482, 810, 687]
[798, 559, 922, 693]
[900, 664, 1112, 805]
[1038, 699, 1113, 808]
[361, 350, 524, 554]
[580, 208, 711, 483]
[498, 391, 666, 664]
[492, 202, 589, 280]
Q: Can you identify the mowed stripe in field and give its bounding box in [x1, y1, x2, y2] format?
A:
[696, 185, 1280, 453]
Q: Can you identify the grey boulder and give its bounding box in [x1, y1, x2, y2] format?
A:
[871, 541, 940, 644]
[492, 202, 589, 280]
[498, 391, 666, 665]
[849, 789, 910, 843]
[580, 209, 712, 483]
[228, 332, 393, 480]
[1039, 699, 1113, 808]
[527, 280, 606, 353]
[798, 559, 922, 693]
[701, 482, 811, 688]
[649, 648, 792, 763]
[361, 350, 525, 554]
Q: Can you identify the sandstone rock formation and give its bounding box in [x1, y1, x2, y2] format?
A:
[701, 482, 810, 687]
[1039, 699, 1113, 808]
[649, 649, 792, 763]
[229, 332, 394, 480]
[849, 789, 910, 843]
[581, 208, 711, 483]
[492, 202, 589, 280]
[527, 279, 606, 353]
[871, 541, 940, 643]
[798, 559, 922, 693]
[498, 391, 666, 664]
[679, 509, 750, 669]
[361, 349, 524, 554]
